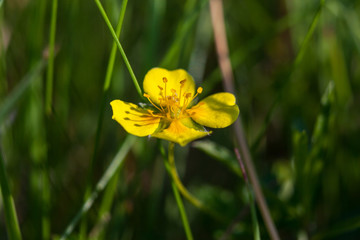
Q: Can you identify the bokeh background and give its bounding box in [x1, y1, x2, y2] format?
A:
[1, 0, 360, 239]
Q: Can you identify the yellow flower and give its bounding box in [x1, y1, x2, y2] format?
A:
[110, 68, 239, 146]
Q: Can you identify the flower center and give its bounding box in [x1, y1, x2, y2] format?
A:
[143, 77, 203, 120]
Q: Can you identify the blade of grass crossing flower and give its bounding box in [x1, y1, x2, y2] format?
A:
[79, 1, 128, 238]
[0, 60, 45, 125]
[103, 0, 128, 91]
[60, 135, 135, 240]
[0, 145, 22, 240]
[94, 0, 142, 98]
[167, 142, 193, 240]
[45, 0, 58, 115]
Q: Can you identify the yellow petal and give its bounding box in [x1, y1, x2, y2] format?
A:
[143, 68, 195, 106]
[110, 100, 160, 136]
[151, 118, 211, 146]
[189, 92, 239, 128]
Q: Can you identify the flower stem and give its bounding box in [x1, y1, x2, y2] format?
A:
[94, 0, 143, 98]
[167, 142, 193, 240]
[0, 146, 22, 240]
[161, 143, 224, 222]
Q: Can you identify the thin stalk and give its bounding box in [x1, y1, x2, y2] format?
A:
[94, 0, 142, 98]
[209, 0, 280, 239]
[60, 135, 135, 240]
[160, 143, 224, 222]
[167, 142, 193, 240]
[0, 146, 22, 240]
[103, 0, 128, 91]
[235, 149, 260, 240]
[294, 0, 325, 66]
[79, 1, 129, 238]
[45, 0, 58, 115]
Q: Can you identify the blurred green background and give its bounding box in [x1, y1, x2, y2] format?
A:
[1, 0, 360, 239]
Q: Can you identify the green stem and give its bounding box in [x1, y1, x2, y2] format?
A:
[79, 1, 129, 238]
[0, 146, 22, 240]
[94, 0, 142, 98]
[167, 142, 193, 240]
[45, 0, 58, 115]
[161, 143, 224, 222]
[60, 136, 135, 240]
[103, 0, 128, 91]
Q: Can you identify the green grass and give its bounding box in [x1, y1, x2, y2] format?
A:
[1, 0, 360, 239]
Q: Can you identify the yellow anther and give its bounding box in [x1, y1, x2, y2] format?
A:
[144, 93, 163, 112]
[163, 77, 168, 83]
[197, 87, 203, 94]
[185, 93, 192, 98]
[171, 89, 176, 94]
[180, 79, 186, 85]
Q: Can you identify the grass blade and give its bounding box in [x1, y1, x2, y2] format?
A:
[60, 135, 135, 240]
[94, 0, 142, 98]
[79, 1, 129, 238]
[45, 0, 58, 115]
[0, 145, 22, 240]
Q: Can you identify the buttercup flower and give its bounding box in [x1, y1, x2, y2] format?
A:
[110, 68, 239, 146]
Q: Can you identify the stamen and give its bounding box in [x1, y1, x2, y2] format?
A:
[143, 93, 163, 112]
[190, 87, 203, 102]
[147, 109, 162, 117]
[163, 77, 168, 104]
[181, 87, 203, 112]
[158, 85, 163, 90]
[179, 79, 186, 104]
